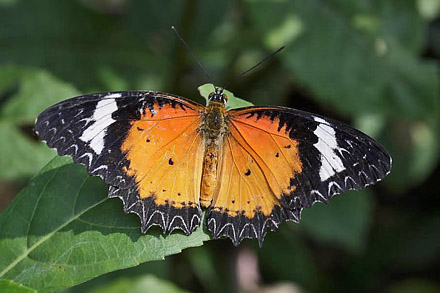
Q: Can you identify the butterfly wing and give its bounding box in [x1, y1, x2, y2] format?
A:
[35, 91, 206, 234]
[207, 106, 391, 246]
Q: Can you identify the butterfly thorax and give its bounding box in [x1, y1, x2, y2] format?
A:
[200, 100, 228, 207]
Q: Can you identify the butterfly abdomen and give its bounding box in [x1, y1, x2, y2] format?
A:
[200, 101, 228, 207]
[200, 145, 219, 207]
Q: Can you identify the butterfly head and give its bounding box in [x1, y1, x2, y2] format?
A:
[208, 87, 228, 105]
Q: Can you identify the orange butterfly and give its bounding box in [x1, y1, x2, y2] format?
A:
[35, 85, 391, 246]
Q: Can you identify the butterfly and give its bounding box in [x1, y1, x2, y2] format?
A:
[34, 85, 391, 246]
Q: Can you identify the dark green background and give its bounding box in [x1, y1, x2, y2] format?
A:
[0, 0, 439, 292]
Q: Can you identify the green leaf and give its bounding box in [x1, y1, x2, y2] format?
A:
[0, 156, 210, 292]
[0, 280, 36, 293]
[68, 259, 172, 293]
[0, 121, 56, 180]
[197, 83, 254, 109]
[97, 66, 130, 92]
[247, 0, 439, 120]
[298, 190, 373, 253]
[0, 67, 80, 123]
[0, 66, 79, 179]
[0, 1, 165, 91]
[89, 275, 188, 293]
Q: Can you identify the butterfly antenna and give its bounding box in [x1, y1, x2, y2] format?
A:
[225, 45, 285, 89]
[171, 26, 216, 87]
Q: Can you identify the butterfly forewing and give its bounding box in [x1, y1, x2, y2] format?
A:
[35, 91, 206, 235]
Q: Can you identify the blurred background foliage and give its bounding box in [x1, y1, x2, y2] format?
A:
[0, 0, 439, 292]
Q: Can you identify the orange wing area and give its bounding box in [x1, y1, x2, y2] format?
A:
[109, 94, 206, 235]
[207, 105, 391, 246]
[207, 108, 303, 246]
[35, 91, 207, 235]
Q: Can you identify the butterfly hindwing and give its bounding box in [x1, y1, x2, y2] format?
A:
[207, 106, 391, 246]
[35, 91, 206, 235]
